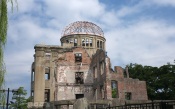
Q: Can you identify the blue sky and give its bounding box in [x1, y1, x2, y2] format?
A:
[4, 0, 175, 97]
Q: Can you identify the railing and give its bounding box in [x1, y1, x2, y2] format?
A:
[90, 104, 109, 109]
[106, 101, 175, 109]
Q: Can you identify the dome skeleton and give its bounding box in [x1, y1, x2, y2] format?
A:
[62, 21, 104, 37]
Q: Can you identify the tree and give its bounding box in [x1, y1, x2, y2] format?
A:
[10, 87, 28, 109]
[128, 63, 175, 100]
[0, 0, 17, 106]
[0, 0, 8, 106]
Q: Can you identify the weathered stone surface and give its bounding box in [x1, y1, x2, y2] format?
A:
[73, 98, 89, 109]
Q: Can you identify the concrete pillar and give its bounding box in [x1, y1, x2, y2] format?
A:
[34, 50, 45, 102]
[95, 89, 97, 101]
[79, 35, 82, 46]
[50, 61, 55, 101]
[91, 37, 95, 55]
[94, 37, 96, 48]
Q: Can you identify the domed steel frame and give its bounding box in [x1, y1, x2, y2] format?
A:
[62, 21, 104, 37]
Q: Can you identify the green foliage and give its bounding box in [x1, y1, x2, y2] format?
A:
[0, 0, 8, 45]
[128, 63, 175, 100]
[112, 88, 117, 98]
[10, 87, 28, 109]
[0, 0, 8, 106]
[0, 0, 17, 106]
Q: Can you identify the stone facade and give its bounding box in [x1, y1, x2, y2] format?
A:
[28, 21, 148, 109]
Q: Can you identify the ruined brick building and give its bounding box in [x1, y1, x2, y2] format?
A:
[28, 21, 148, 109]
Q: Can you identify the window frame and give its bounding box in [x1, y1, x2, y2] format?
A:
[45, 67, 50, 80]
[45, 89, 50, 102]
[75, 53, 82, 62]
[125, 92, 132, 100]
[111, 80, 118, 98]
[75, 72, 84, 84]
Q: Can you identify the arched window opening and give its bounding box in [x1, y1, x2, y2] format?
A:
[86, 38, 89, 47]
[74, 38, 77, 46]
[82, 38, 85, 46]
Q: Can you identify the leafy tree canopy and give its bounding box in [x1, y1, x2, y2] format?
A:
[10, 87, 28, 109]
[127, 63, 175, 100]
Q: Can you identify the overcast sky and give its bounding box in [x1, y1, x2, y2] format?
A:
[5, 0, 175, 96]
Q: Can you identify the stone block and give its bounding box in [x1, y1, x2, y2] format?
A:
[73, 98, 89, 109]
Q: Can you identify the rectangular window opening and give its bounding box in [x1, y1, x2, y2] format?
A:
[75, 72, 84, 84]
[75, 94, 84, 99]
[125, 92, 132, 100]
[32, 70, 35, 81]
[86, 38, 89, 47]
[45, 67, 50, 80]
[74, 38, 77, 46]
[45, 89, 50, 102]
[111, 80, 118, 98]
[75, 53, 82, 62]
[31, 91, 34, 102]
[31, 91, 34, 96]
[100, 41, 102, 49]
[97, 40, 99, 48]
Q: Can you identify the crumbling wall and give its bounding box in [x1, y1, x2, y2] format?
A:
[91, 49, 148, 102]
[55, 47, 94, 101]
[123, 78, 148, 100]
[107, 66, 148, 101]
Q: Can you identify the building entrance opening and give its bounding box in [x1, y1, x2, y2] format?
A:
[76, 94, 84, 99]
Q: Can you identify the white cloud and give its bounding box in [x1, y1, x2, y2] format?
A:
[4, 50, 32, 94]
[8, 17, 60, 45]
[116, 6, 139, 18]
[44, 0, 124, 28]
[5, 50, 34, 75]
[45, 0, 104, 17]
[16, 0, 38, 13]
[106, 19, 175, 67]
[44, 0, 104, 24]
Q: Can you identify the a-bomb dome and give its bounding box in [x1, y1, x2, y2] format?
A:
[62, 21, 104, 37]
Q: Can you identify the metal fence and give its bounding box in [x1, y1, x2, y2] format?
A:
[89, 104, 109, 109]
[106, 101, 175, 109]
